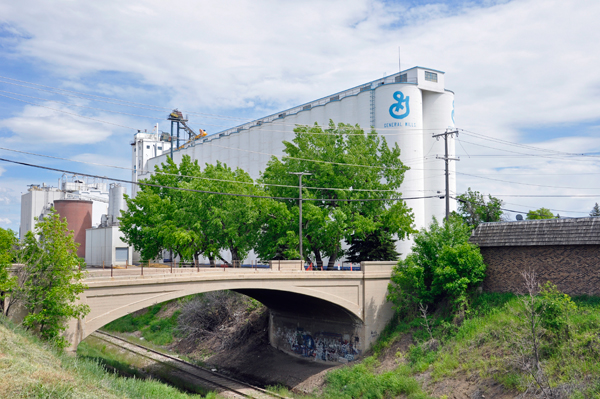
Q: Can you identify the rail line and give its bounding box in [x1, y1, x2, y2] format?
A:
[92, 331, 288, 399]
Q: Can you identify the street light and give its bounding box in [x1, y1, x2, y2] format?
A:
[289, 172, 312, 264]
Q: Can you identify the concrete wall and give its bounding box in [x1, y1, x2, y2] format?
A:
[481, 245, 600, 296]
[20, 188, 64, 240]
[85, 226, 133, 267]
[269, 312, 362, 363]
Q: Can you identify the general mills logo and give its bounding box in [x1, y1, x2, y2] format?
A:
[389, 91, 410, 119]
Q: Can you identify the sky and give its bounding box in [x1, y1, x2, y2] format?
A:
[1, 0, 600, 231]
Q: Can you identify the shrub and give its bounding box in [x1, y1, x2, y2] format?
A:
[388, 216, 486, 311]
[538, 281, 576, 339]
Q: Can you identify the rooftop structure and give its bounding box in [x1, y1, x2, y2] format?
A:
[470, 217, 600, 247]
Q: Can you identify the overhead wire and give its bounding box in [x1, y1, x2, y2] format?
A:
[0, 145, 441, 193]
[0, 156, 440, 202]
[0, 75, 252, 122]
[0, 93, 140, 131]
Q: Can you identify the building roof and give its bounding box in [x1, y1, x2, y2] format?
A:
[469, 217, 600, 247]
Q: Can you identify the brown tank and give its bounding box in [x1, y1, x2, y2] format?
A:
[54, 199, 93, 259]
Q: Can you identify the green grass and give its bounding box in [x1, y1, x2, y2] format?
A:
[103, 301, 180, 346]
[379, 293, 600, 396]
[0, 315, 215, 398]
[323, 359, 432, 399]
[78, 337, 215, 397]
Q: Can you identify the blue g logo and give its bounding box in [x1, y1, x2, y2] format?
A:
[389, 91, 410, 119]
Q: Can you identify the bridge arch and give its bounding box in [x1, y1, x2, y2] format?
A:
[66, 264, 395, 355]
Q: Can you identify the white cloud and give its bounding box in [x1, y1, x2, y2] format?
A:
[0, 0, 599, 217]
[0, 103, 117, 144]
[0, 217, 11, 225]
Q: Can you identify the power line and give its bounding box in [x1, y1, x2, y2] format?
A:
[0, 93, 140, 131]
[457, 171, 600, 190]
[0, 156, 439, 202]
[0, 75, 252, 122]
[0, 74, 468, 135]
[459, 129, 600, 158]
[0, 145, 437, 192]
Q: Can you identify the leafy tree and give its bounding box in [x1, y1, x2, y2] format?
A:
[120, 156, 207, 263]
[121, 155, 276, 265]
[590, 203, 600, 217]
[0, 227, 17, 315]
[526, 208, 555, 220]
[345, 230, 400, 263]
[455, 188, 503, 228]
[185, 161, 278, 265]
[260, 121, 414, 269]
[17, 210, 89, 349]
[388, 216, 486, 310]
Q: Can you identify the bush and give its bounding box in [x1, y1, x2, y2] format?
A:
[538, 281, 576, 339]
[388, 216, 486, 310]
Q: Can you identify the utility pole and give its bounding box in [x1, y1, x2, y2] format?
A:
[433, 129, 459, 220]
[289, 172, 312, 263]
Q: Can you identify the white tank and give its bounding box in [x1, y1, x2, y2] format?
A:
[108, 184, 127, 225]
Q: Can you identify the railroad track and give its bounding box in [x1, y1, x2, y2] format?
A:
[92, 331, 288, 399]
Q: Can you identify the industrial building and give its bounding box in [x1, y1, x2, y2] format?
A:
[133, 66, 457, 258]
[85, 183, 133, 267]
[20, 176, 132, 265]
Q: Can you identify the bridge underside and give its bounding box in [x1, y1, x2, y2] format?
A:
[65, 262, 396, 361]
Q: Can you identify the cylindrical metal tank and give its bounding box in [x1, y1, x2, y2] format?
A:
[54, 199, 93, 259]
[108, 184, 127, 225]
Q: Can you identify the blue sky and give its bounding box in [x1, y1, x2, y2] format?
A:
[1, 0, 600, 230]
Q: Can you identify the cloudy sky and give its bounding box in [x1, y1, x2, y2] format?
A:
[1, 0, 599, 231]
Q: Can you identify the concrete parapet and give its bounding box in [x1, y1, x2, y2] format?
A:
[269, 260, 304, 271]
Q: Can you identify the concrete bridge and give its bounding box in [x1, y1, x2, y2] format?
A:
[66, 261, 396, 362]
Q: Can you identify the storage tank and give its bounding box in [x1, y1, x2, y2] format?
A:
[107, 183, 127, 225]
[54, 199, 93, 258]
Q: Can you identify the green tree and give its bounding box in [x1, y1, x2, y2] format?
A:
[121, 155, 275, 265]
[345, 230, 400, 263]
[388, 216, 486, 310]
[260, 121, 414, 269]
[17, 210, 89, 349]
[121, 156, 211, 263]
[0, 227, 17, 315]
[590, 203, 600, 217]
[526, 208, 555, 220]
[455, 188, 503, 228]
[185, 161, 277, 265]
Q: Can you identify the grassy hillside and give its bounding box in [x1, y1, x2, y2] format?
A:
[83, 290, 600, 398]
[0, 316, 214, 399]
[309, 293, 600, 398]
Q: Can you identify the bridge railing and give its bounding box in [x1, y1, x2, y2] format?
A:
[84, 259, 364, 278]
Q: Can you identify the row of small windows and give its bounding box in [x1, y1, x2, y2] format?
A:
[134, 144, 162, 152]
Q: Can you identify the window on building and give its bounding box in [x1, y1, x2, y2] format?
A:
[158, 146, 162, 150]
[425, 71, 438, 82]
[115, 247, 129, 262]
[395, 74, 407, 83]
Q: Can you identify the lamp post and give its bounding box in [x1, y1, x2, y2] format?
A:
[289, 172, 312, 264]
